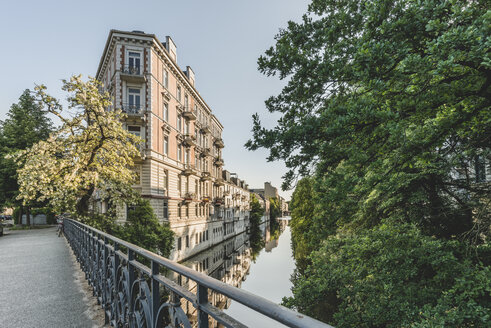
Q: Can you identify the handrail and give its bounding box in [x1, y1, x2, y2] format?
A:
[64, 218, 333, 328]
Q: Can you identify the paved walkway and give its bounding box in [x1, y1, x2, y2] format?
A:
[0, 227, 103, 328]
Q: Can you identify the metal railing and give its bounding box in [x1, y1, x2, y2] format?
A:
[64, 219, 333, 328]
[121, 103, 143, 115]
[121, 64, 144, 76]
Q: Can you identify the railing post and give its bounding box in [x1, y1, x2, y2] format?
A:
[151, 260, 160, 328]
[103, 236, 109, 324]
[197, 283, 209, 328]
[128, 249, 135, 317]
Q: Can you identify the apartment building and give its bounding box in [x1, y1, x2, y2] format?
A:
[95, 29, 250, 261]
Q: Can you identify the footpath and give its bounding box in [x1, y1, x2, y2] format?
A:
[0, 227, 104, 328]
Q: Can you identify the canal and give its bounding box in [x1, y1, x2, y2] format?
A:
[180, 218, 295, 327]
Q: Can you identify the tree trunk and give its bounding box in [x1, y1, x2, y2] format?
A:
[26, 206, 31, 227]
[76, 185, 95, 218]
[18, 205, 23, 225]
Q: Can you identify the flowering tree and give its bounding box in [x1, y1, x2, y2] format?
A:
[13, 75, 141, 217]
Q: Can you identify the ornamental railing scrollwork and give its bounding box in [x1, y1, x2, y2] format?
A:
[64, 219, 333, 328]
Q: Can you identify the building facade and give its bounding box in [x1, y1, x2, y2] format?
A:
[95, 30, 250, 261]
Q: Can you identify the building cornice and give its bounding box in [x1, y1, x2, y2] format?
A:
[96, 29, 223, 129]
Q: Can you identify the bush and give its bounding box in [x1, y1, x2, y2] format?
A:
[116, 198, 174, 257]
[283, 223, 490, 327]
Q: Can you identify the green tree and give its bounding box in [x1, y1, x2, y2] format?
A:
[289, 177, 329, 270]
[269, 197, 281, 220]
[12, 76, 141, 217]
[283, 223, 491, 328]
[247, 0, 491, 325]
[249, 194, 266, 259]
[0, 90, 53, 225]
[116, 198, 174, 257]
[247, 0, 490, 239]
[249, 194, 263, 229]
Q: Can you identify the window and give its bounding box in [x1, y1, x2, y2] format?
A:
[178, 175, 182, 193]
[186, 235, 189, 248]
[128, 51, 141, 74]
[128, 125, 141, 137]
[178, 204, 182, 218]
[177, 237, 182, 251]
[163, 136, 169, 155]
[163, 102, 168, 121]
[186, 205, 189, 217]
[177, 85, 182, 102]
[177, 144, 182, 162]
[195, 234, 198, 244]
[163, 199, 168, 219]
[184, 94, 189, 109]
[128, 88, 141, 110]
[185, 121, 190, 134]
[177, 115, 182, 132]
[163, 69, 169, 88]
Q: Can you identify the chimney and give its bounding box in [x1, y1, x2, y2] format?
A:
[186, 66, 195, 86]
[165, 36, 177, 62]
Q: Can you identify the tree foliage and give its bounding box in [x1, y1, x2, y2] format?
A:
[0, 90, 53, 209]
[283, 223, 491, 328]
[247, 0, 490, 239]
[249, 194, 266, 259]
[269, 197, 281, 220]
[116, 198, 174, 257]
[12, 76, 141, 216]
[248, 0, 491, 326]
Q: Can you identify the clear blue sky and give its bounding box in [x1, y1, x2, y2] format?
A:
[0, 0, 311, 200]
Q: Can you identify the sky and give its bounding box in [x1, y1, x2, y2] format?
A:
[0, 0, 311, 201]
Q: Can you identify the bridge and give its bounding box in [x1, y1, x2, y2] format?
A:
[0, 221, 333, 327]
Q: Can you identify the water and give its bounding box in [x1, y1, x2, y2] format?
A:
[181, 218, 295, 327]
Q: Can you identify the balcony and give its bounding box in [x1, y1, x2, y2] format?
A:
[183, 192, 195, 204]
[214, 197, 224, 206]
[183, 133, 195, 147]
[215, 157, 224, 166]
[182, 106, 197, 121]
[201, 124, 211, 134]
[121, 103, 144, 116]
[182, 164, 196, 176]
[201, 147, 211, 157]
[214, 178, 225, 186]
[120, 65, 145, 83]
[223, 190, 230, 196]
[214, 138, 225, 148]
[201, 195, 211, 203]
[201, 171, 212, 181]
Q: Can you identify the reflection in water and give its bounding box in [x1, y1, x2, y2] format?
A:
[170, 218, 291, 327]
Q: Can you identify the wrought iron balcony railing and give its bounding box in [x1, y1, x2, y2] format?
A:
[121, 103, 143, 115]
[121, 64, 143, 76]
[120, 65, 146, 82]
[63, 219, 332, 328]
